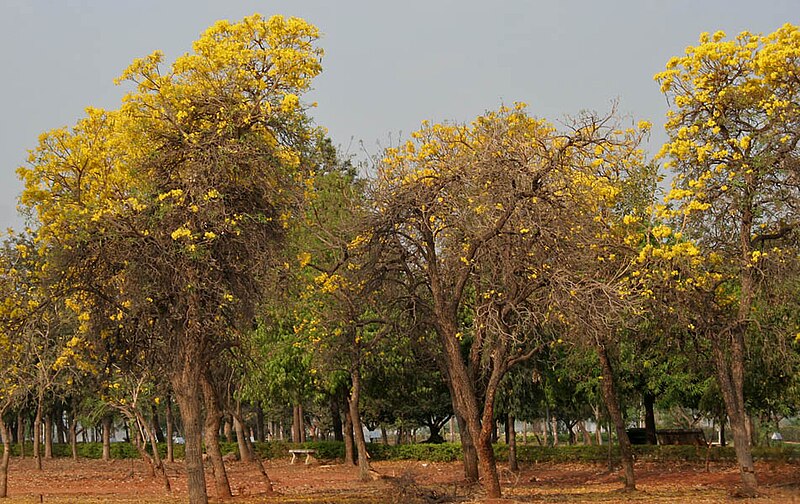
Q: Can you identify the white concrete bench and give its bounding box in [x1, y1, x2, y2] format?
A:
[289, 448, 317, 465]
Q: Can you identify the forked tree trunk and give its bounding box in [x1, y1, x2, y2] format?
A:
[0, 416, 10, 498]
[597, 341, 636, 491]
[458, 414, 480, 482]
[712, 331, 757, 496]
[172, 370, 208, 504]
[439, 318, 499, 496]
[439, 324, 500, 498]
[141, 411, 171, 492]
[200, 375, 231, 498]
[343, 407, 355, 465]
[127, 415, 155, 477]
[348, 367, 372, 481]
[474, 350, 505, 499]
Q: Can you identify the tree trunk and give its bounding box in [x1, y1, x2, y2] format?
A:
[330, 396, 343, 442]
[508, 413, 518, 472]
[142, 411, 171, 492]
[56, 407, 66, 445]
[0, 416, 10, 498]
[44, 415, 52, 459]
[128, 413, 155, 477]
[243, 431, 274, 492]
[224, 418, 233, 443]
[551, 413, 559, 447]
[719, 416, 726, 447]
[456, 413, 479, 482]
[292, 404, 302, 444]
[255, 403, 265, 443]
[713, 334, 757, 495]
[643, 392, 657, 445]
[233, 411, 252, 463]
[101, 415, 112, 461]
[299, 404, 306, 443]
[151, 403, 165, 443]
[542, 415, 549, 447]
[597, 341, 636, 491]
[16, 412, 24, 460]
[343, 406, 355, 465]
[348, 367, 372, 481]
[166, 395, 174, 463]
[579, 420, 592, 445]
[200, 374, 232, 498]
[172, 371, 208, 504]
[33, 396, 43, 470]
[473, 350, 505, 500]
[69, 406, 78, 461]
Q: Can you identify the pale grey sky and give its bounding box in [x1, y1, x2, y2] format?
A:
[1, 0, 797, 232]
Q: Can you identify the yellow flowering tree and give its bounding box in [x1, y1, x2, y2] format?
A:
[655, 24, 800, 495]
[18, 14, 323, 504]
[369, 105, 650, 497]
[0, 235, 33, 497]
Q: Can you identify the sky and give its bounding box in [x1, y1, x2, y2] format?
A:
[0, 0, 797, 232]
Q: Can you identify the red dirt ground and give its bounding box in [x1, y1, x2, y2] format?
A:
[2, 456, 799, 503]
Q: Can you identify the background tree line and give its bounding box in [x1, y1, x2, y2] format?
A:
[1, 16, 799, 502]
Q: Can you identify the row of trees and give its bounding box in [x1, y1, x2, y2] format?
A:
[1, 16, 799, 502]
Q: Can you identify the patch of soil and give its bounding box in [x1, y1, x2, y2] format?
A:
[3, 456, 799, 503]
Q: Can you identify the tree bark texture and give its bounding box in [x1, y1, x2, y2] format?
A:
[172, 370, 208, 504]
[69, 407, 78, 461]
[712, 331, 758, 495]
[44, 415, 52, 459]
[0, 417, 10, 498]
[508, 414, 518, 472]
[438, 317, 501, 498]
[201, 374, 232, 498]
[233, 413, 252, 462]
[348, 367, 372, 481]
[343, 406, 355, 465]
[16, 412, 24, 460]
[33, 397, 42, 470]
[101, 415, 112, 461]
[597, 341, 636, 491]
[166, 396, 174, 463]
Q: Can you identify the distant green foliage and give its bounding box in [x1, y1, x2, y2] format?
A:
[15, 440, 800, 464]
